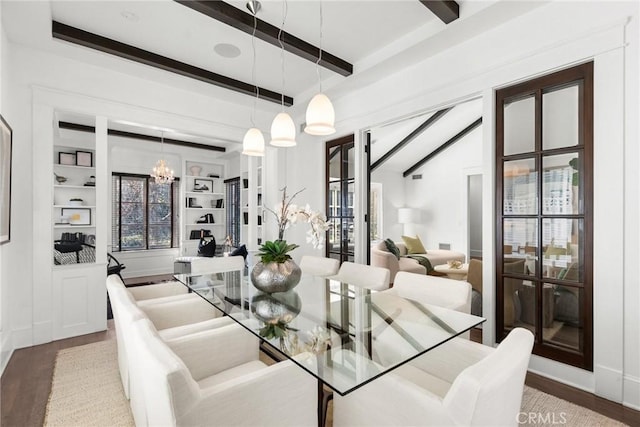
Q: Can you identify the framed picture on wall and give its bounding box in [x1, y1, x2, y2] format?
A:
[58, 152, 76, 166]
[193, 178, 213, 192]
[76, 150, 93, 167]
[0, 114, 12, 244]
[61, 208, 91, 226]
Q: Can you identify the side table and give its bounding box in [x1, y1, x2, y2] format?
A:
[434, 263, 469, 280]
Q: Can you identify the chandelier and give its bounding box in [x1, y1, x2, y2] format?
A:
[151, 132, 175, 184]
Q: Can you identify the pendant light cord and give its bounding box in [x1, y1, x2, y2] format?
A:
[315, 1, 323, 93]
[278, 0, 288, 112]
[251, 12, 258, 127]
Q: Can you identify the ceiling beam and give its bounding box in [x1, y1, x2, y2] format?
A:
[419, 0, 460, 24]
[175, 0, 353, 77]
[58, 122, 227, 153]
[403, 117, 482, 177]
[52, 21, 293, 106]
[370, 107, 452, 171]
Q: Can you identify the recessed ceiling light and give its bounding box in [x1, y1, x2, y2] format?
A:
[214, 43, 241, 58]
[121, 11, 139, 22]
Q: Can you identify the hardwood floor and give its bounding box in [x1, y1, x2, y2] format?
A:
[0, 321, 115, 427]
[1, 295, 638, 427]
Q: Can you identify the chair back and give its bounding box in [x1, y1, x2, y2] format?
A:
[190, 255, 244, 274]
[466, 259, 483, 294]
[132, 318, 199, 426]
[336, 262, 390, 290]
[443, 328, 534, 426]
[300, 255, 340, 277]
[392, 272, 471, 313]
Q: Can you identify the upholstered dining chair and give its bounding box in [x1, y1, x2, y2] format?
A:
[189, 254, 245, 275]
[106, 277, 232, 403]
[334, 327, 534, 427]
[132, 317, 317, 426]
[299, 255, 340, 277]
[334, 261, 391, 290]
[387, 271, 472, 314]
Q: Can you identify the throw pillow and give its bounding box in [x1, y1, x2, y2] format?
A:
[384, 239, 401, 260]
[230, 244, 248, 260]
[401, 235, 426, 254]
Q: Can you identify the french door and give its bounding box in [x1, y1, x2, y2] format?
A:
[495, 62, 593, 370]
[326, 135, 356, 264]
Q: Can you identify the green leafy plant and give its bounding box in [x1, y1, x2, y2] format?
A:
[257, 240, 299, 264]
[259, 319, 298, 339]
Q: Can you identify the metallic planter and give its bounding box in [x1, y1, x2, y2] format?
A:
[250, 259, 302, 293]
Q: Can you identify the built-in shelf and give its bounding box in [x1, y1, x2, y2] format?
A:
[185, 207, 223, 211]
[53, 185, 95, 190]
[185, 223, 224, 226]
[55, 164, 95, 170]
[53, 204, 96, 208]
[54, 224, 95, 229]
[185, 191, 224, 196]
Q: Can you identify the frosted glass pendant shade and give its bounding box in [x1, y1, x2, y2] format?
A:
[304, 93, 336, 135]
[242, 127, 265, 156]
[270, 112, 297, 147]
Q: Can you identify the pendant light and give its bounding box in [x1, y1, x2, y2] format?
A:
[242, 1, 265, 157]
[270, 0, 296, 147]
[151, 131, 175, 185]
[304, 0, 335, 136]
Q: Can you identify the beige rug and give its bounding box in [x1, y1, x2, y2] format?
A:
[44, 340, 627, 427]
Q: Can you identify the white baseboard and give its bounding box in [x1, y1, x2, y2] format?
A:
[595, 364, 624, 402]
[33, 320, 53, 346]
[623, 374, 640, 410]
[529, 354, 595, 393]
[0, 330, 14, 376]
[11, 325, 33, 349]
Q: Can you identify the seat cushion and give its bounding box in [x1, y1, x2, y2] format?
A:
[197, 360, 267, 389]
[419, 250, 465, 267]
[398, 258, 427, 275]
[158, 316, 236, 341]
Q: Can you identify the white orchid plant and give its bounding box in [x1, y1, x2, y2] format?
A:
[265, 186, 329, 250]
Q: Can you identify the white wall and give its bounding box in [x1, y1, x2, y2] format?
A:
[404, 126, 482, 252]
[371, 168, 405, 242]
[286, 1, 639, 409]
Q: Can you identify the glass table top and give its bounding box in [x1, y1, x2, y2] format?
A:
[174, 271, 485, 396]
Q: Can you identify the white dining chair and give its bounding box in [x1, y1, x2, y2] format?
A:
[189, 255, 245, 274]
[299, 255, 340, 277]
[334, 327, 534, 427]
[132, 317, 317, 426]
[106, 277, 232, 405]
[387, 271, 472, 314]
[334, 261, 390, 290]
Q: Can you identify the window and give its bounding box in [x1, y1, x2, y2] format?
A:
[496, 62, 593, 370]
[225, 177, 241, 246]
[112, 173, 179, 251]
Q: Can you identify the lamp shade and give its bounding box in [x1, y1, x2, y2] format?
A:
[398, 208, 420, 224]
[270, 112, 297, 147]
[304, 93, 336, 136]
[242, 127, 265, 156]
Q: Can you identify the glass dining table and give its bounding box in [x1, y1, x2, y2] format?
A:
[174, 270, 485, 427]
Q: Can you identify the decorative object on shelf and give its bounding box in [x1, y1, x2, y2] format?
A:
[447, 260, 463, 269]
[75, 150, 93, 167]
[223, 235, 233, 255]
[304, 0, 336, 136]
[242, 2, 265, 157]
[214, 199, 224, 208]
[196, 213, 215, 224]
[193, 178, 212, 192]
[150, 131, 175, 185]
[207, 173, 220, 178]
[189, 164, 202, 176]
[68, 198, 84, 207]
[269, 1, 296, 147]
[84, 175, 96, 187]
[54, 172, 67, 184]
[187, 197, 202, 208]
[61, 208, 91, 225]
[0, 116, 13, 244]
[58, 152, 76, 166]
[189, 229, 211, 240]
[57, 215, 69, 224]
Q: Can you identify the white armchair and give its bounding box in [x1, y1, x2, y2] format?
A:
[334, 328, 534, 427]
[333, 261, 390, 290]
[132, 318, 317, 426]
[189, 255, 245, 274]
[387, 271, 472, 314]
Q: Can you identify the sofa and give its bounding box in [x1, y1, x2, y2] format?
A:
[371, 240, 466, 284]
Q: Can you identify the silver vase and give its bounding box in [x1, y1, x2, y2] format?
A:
[251, 259, 302, 293]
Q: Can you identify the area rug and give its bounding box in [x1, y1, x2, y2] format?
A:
[44, 339, 627, 427]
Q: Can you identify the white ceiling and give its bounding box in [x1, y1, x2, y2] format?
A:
[2, 0, 545, 145]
